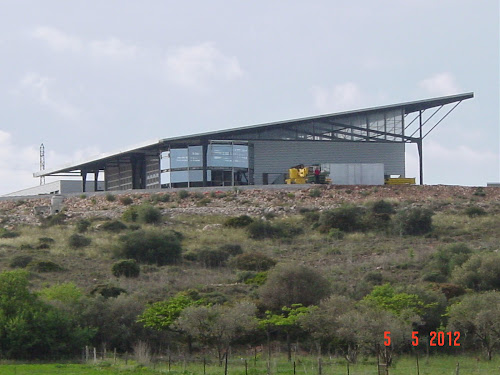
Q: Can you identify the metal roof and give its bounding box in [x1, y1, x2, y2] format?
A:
[34, 92, 473, 177]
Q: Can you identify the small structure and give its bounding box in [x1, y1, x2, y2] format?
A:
[3, 180, 104, 197]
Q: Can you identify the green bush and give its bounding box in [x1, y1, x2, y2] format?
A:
[309, 188, 321, 197]
[197, 248, 230, 268]
[68, 234, 91, 249]
[196, 198, 211, 207]
[112, 259, 140, 278]
[183, 251, 198, 262]
[224, 215, 254, 228]
[247, 220, 303, 240]
[105, 193, 116, 202]
[318, 205, 366, 233]
[119, 196, 134, 206]
[117, 229, 182, 266]
[394, 207, 433, 235]
[232, 252, 276, 271]
[371, 200, 395, 215]
[465, 206, 486, 217]
[28, 260, 63, 272]
[9, 255, 33, 269]
[431, 243, 472, 276]
[122, 206, 139, 222]
[39, 237, 55, 244]
[100, 220, 128, 233]
[244, 271, 268, 286]
[363, 271, 383, 284]
[150, 193, 170, 203]
[136, 204, 162, 224]
[90, 284, 127, 298]
[0, 228, 20, 238]
[452, 253, 500, 291]
[75, 219, 91, 233]
[178, 190, 189, 199]
[327, 228, 344, 240]
[219, 243, 243, 256]
[41, 212, 67, 227]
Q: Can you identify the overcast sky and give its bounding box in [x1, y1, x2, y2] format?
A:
[1, 1, 498, 194]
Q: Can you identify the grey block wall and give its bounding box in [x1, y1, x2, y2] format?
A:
[251, 141, 405, 185]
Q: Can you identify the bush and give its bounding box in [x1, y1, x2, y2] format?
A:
[39, 237, 55, 244]
[371, 200, 395, 215]
[0, 228, 20, 238]
[328, 228, 344, 240]
[122, 206, 139, 222]
[197, 248, 230, 268]
[247, 220, 303, 240]
[363, 271, 383, 284]
[232, 252, 276, 271]
[100, 220, 128, 233]
[91, 284, 127, 298]
[309, 188, 321, 197]
[318, 206, 366, 233]
[218, 244, 243, 256]
[9, 255, 33, 269]
[243, 271, 268, 286]
[224, 215, 254, 228]
[178, 190, 189, 199]
[452, 253, 500, 291]
[68, 234, 91, 249]
[119, 196, 134, 206]
[105, 193, 116, 202]
[394, 207, 433, 235]
[117, 230, 182, 266]
[28, 260, 63, 272]
[76, 219, 91, 233]
[431, 243, 472, 276]
[136, 204, 162, 224]
[112, 259, 140, 278]
[41, 212, 67, 227]
[465, 206, 486, 217]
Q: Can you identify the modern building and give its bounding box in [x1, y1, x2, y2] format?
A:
[33, 93, 473, 191]
[3, 180, 105, 197]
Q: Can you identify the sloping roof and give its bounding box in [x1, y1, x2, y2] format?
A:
[34, 92, 473, 177]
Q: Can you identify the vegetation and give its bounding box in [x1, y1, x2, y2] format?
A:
[0, 186, 499, 369]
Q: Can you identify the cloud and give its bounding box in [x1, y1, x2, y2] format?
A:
[32, 26, 82, 52]
[419, 72, 460, 96]
[311, 82, 364, 112]
[89, 37, 138, 59]
[0, 130, 101, 195]
[18, 72, 80, 118]
[165, 42, 244, 90]
[32, 26, 137, 60]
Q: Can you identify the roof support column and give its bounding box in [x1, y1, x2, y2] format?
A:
[418, 110, 424, 185]
[81, 170, 87, 193]
[94, 170, 99, 192]
[202, 141, 208, 187]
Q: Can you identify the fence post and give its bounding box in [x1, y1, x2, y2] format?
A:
[318, 357, 322, 375]
[203, 357, 206, 375]
[224, 350, 228, 375]
[85, 346, 89, 362]
[346, 359, 349, 375]
[416, 352, 420, 375]
[455, 362, 459, 375]
[168, 354, 171, 371]
[293, 361, 296, 375]
[245, 359, 248, 375]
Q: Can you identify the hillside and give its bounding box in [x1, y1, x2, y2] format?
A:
[0, 184, 500, 361]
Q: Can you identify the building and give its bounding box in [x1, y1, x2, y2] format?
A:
[3, 180, 105, 197]
[33, 93, 473, 191]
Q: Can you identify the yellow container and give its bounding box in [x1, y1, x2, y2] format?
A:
[295, 177, 307, 184]
[298, 167, 309, 177]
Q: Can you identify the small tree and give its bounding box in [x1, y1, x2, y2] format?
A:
[112, 259, 140, 278]
[117, 230, 182, 265]
[394, 207, 433, 235]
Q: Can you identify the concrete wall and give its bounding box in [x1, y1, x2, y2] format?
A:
[3, 180, 104, 197]
[251, 141, 405, 185]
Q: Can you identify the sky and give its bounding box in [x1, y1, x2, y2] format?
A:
[0, 1, 498, 194]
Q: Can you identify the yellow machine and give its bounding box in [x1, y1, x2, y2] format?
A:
[384, 176, 416, 185]
[286, 165, 309, 184]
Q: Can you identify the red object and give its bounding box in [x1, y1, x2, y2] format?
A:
[314, 168, 320, 176]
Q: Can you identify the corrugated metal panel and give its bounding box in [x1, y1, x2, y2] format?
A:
[323, 163, 385, 185]
[252, 141, 404, 185]
[145, 154, 160, 189]
[105, 163, 133, 190]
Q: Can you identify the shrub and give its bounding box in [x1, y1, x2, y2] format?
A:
[309, 188, 321, 198]
[224, 215, 254, 228]
[219, 243, 243, 256]
[136, 204, 162, 224]
[301, 211, 320, 225]
[105, 193, 116, 202]
[9, 255, 33, 269]
[91, 284, 127, 298]
[119, 196, 134, 206]
[100, 220, 128, 233]
[183, 251, 198, 262]
[473, 187, 486, 197]
[197, 248, 230, 268]
[328, 228, 344, 240]
[178, 190, 189, 199]
[244, 271, 268, 286]
[117, 230, 182, 266]
[363, 271, 383, 284]
[0, 228, 20, 238]
[318, 206, 366, 233]
[431, 243, 472, 276]
[232, 252, 276, 271]
[41, 212, 67, 227]
[122, 206, 139, 222]
[28, 260, 63, 272]
[112, 259, 140, 278]
[465, 206, 486, 217]
[39, 237, 55, 244]
[452, 253, 500, 291]
[372, 200, 395, 215]
[76, 219, 91, 233]
[68, 234, 91, 249]
[196, 198, 211, 207]
[247, 220, 280, 239]
[394, 207, 433, 235]
[422, 271, 447, 283]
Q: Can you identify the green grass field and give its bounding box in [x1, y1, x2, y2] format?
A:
[1, 355, 500, 375]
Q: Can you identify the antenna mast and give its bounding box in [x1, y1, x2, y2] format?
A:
[40, 143, 45, 185]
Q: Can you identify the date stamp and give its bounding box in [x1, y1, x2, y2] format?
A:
[384, 331, 461, 347]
